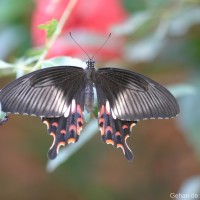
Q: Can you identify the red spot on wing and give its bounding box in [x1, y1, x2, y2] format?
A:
[69, 124, 77, 132]
[77, 105, 83, 115]
[122, 125, 128, 129]
[98, 118, 104, 127]
[99, 105, 105, 116]
[60, 129, 67, 134]
[52, 122, 59, 127]
[105, 126, 113, 133]
[115, 131, 121, 136]
[77, 118, 83, 125]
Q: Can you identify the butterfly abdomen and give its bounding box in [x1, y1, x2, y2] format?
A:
[84, 68, 96, 113]
[84, 82, 94, 113]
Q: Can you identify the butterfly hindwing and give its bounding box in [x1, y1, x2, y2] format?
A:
[95, 67, 179, 121]
[42, 85, 85, 159]
[0, 66, 85, 117]
[96, 85, 137, 160]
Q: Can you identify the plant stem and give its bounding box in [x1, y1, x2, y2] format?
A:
[32, 0, 78, 71]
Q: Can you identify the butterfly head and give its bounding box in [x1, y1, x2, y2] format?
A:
[86, 59, 95, 69]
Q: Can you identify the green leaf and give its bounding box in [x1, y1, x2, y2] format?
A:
[38, 19, 58, 40]
[0, 103, 6, 120]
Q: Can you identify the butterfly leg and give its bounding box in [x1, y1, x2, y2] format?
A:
[42, 100, 84, 160]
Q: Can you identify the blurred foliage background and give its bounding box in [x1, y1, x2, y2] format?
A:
[0, 0, 200, 200]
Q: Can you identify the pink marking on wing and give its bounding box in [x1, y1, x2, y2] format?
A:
[115, 131, 121, 136]
[122, 125, 129, 129]
[99, 105, 105, 116]
[69, 124, 77, 132]
[98, 118, 104, 126]
[52, 122, 59, 127]
[60, 129, 67, 134]
[77, 105, 83, 115]
[77, 117, 83, 125]
[105, 126, 113, 133]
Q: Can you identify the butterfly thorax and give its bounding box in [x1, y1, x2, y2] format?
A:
[84, 59, 96, 113]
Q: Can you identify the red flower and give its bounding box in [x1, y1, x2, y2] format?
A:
[31, 0, 128, 60]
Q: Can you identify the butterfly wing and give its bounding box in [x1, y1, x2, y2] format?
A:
[95, 67, 179, 121]
[0, 66, 85, 117]
[95, 67, 179, 160]
[96, 84, 137, 160]
[42, 85, 85, 159]
[0, 66, 86, 159]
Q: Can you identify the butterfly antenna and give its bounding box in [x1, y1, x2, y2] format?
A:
[69, 32, 90, 59]
[91, 33, 111, 60]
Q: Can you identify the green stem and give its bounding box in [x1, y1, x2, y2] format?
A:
[32, 0, 78, 71]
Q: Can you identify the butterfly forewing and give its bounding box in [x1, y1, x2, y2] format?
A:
[95, 68, 179, 121]
[0, 66, 86, 117]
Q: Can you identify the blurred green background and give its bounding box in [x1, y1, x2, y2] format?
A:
[0, 0, 200, 200]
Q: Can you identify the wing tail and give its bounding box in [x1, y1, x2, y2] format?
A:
[42, 97, 84, 160]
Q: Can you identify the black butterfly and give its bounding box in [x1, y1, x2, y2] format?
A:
[0, 59, 179, 160]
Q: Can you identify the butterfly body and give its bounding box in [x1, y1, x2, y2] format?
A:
[0, 59, 179, 160]
[84, 60, 96, 113]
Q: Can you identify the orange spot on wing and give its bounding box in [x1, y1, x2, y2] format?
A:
[99, 127, 104, 136]
[77, 126, 83, 135]
[106, 139, 114, 146]
[67, 138, 76, 144]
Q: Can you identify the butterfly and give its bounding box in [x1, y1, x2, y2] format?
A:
[0, 59, 179, 161]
